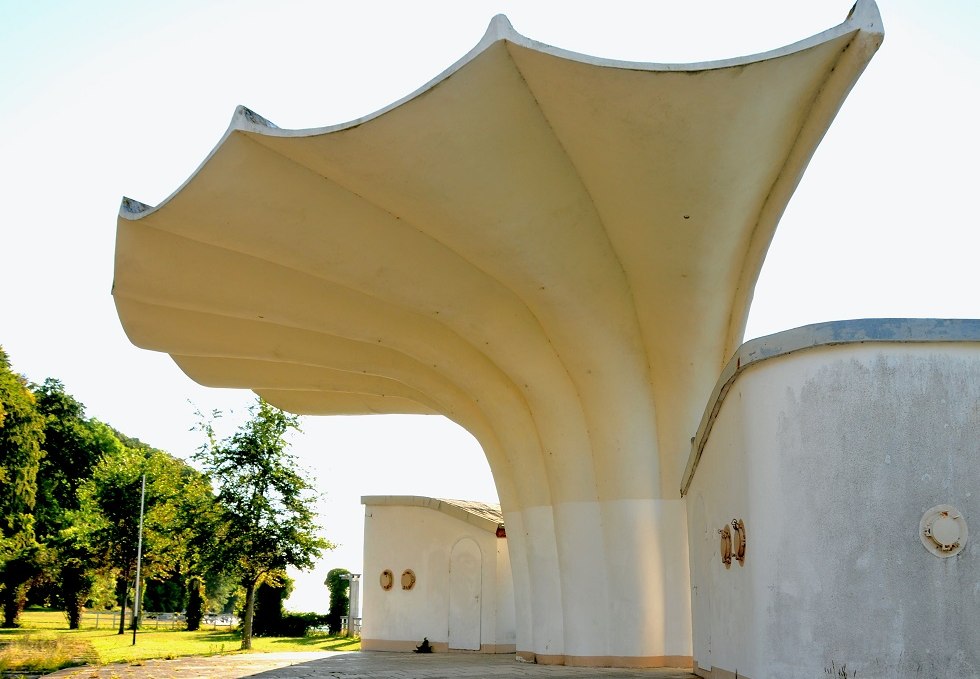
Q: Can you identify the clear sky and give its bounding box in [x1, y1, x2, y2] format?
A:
[2, 0, 978, 612]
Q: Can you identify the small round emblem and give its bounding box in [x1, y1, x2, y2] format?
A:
[919, 505, 968, 557]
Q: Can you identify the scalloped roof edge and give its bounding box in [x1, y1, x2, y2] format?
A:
[119, 0, 882, 221]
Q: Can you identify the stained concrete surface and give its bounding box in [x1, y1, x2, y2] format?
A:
[44, 651, 696, 678]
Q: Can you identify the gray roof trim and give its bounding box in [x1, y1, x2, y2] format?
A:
[681, 318, 980, 496]
[362, 495, 503, 533]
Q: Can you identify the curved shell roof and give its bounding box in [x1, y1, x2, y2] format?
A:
[114, 2, 883, 507]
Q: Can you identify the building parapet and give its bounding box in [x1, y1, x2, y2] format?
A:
[681, 318, 980, 496]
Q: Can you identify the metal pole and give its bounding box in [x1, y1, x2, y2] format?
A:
[132, 473, 146, 646]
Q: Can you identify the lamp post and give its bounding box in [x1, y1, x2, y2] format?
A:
[131, 473, 146, 646]
[339, 573, 361, 636]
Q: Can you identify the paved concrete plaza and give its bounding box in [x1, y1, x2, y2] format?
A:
[45, 651, 696, 678]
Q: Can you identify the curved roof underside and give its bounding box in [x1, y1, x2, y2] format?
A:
[114, 2, 883, 505]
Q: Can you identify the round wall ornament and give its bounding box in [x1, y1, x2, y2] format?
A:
[920, 505, 968, 558]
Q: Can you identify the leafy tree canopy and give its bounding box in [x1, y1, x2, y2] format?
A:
[0, 347, 44, 545]
[0, 346, 45, 626]
[194, 398, 333, 649]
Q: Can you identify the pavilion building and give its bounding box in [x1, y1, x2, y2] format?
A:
[112, 2, 976, 675]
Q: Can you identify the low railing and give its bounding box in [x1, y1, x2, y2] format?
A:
[37, 611, 239, 630]
[201, 613, 239, 629]
[141, 612, 185, 629]
[24, 611, 188, 629]
[339, 615, 362, 637]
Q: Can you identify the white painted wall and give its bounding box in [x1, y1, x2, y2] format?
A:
[687, 342, 980, 678]
[508, 501, 692, 665]
[360, 500, 515, 652]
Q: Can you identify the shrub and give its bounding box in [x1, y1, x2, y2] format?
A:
[279, 612, 330, 637]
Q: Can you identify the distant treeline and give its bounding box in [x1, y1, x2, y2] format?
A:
[0, 345, 331, 645]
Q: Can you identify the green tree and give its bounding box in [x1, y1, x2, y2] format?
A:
[31, 379, 100, 544]
[29, 379, 104, 627]
[78, 441, 192, 633]
[75, 434, 138, 634]
[169, 459, 222, 630]
[325, 568, 350, 634]
[0, 347, 45, 627]
[194, 398, 332, 649]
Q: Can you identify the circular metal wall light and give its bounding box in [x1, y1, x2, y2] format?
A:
[919, 505, 968, 558]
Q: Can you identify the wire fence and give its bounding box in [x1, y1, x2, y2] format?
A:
[19, 610, 238, 631]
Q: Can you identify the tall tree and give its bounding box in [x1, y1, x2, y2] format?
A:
[194, 398, 332, 649]
[31, 379, 99, 543]
[0, 347, 45, 627]
[75, 432, 137, 634]
[29, 379, 103, 626]
[169, 459, 222, 630]
[142, 459, 220, 620]
[78, 440, 190, 633]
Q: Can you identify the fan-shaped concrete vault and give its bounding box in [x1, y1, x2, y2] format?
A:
[113, 2, 882, 667]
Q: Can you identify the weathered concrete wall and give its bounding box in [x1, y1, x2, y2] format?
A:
[360, 499, 515, 653]
[686, 333, 979, 678]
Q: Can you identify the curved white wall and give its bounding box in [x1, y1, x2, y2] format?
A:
[361, 498, 515, 653]
[686, 323, 980, 679]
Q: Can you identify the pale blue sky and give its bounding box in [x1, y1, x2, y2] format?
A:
[2, 0, 978, 611]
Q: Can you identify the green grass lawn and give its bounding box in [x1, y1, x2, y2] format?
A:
[0, 609, 360, 674]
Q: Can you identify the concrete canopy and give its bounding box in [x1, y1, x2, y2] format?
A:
[114, 2, 882, 666]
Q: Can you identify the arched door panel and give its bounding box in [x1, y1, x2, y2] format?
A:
[448, 537, 482, 650]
